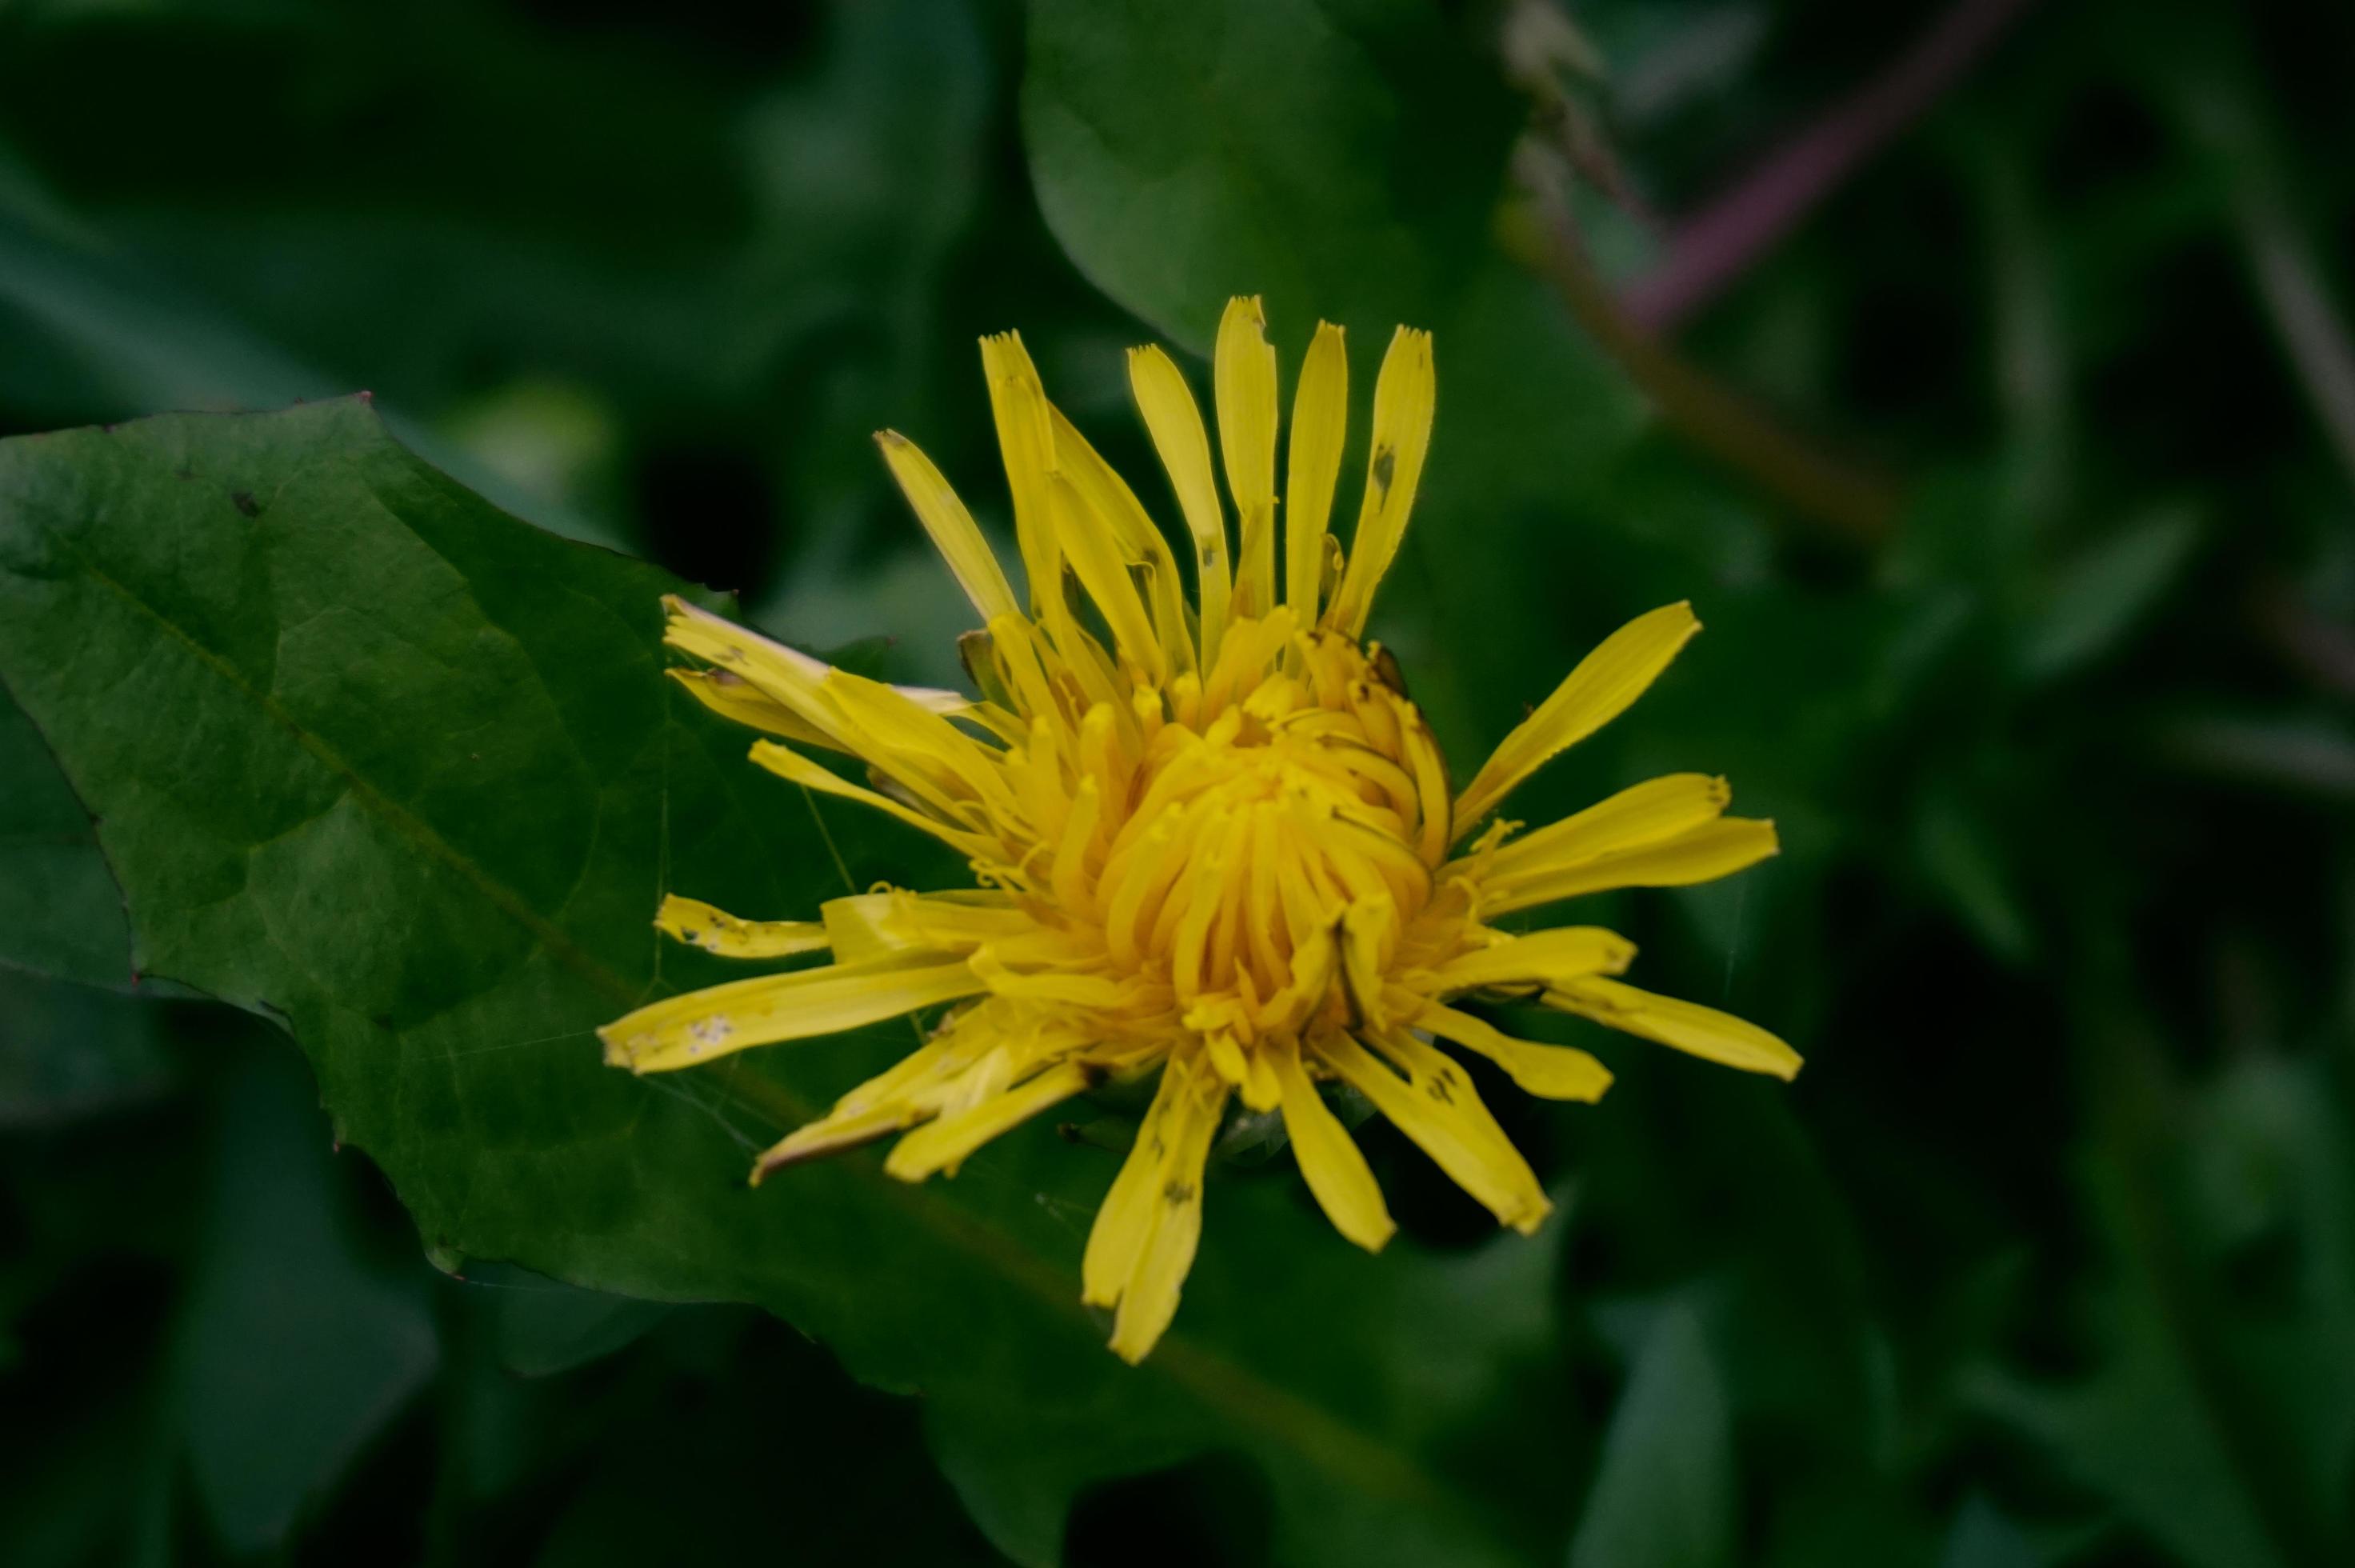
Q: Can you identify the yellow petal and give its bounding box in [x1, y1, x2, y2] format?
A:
[1394, 697, 1453, 866]
[750, 1006, 1056, 1181]
[754, 1002, 1057, 1184]
[664, 598, 857, 748]
[1285, 322, 1348, 618]
[1548, 977, 1802, 1078]
[1233, 500, 1278, 620]
[598, 956, 984, 1074]
[1107, 1060, 1228, 1362]
[1049, 774, 1103, 914]
[1476, 773, 1730, 884]
[664, 598, 972, 722]
[1430, 926, 1635, 992]
[666, 668, 839, 752]
[1081, 1053, 1195, 1308]
[966, 950, 1142, 1009]
[1215, 297, 1279, 617]
[1337, 897, 1395, 1029]
[1205, 1028, 1253, 1094]
[823, 667, 1023, 822]
[979, 331, 1060, 614]
[978, 343, 1112, 698]
[1271, 1046, 1393, 1251]
[1129, 344, 1233, 662]
[1481, 818, 1780, 915]
[982, 612, 1069, 731]
[1324, 326, 1434, 638]
[875, 430, 1021, 622]
[1417, 1003, 1613, 1102]
[1195, 1018, 1280, 1114]
[1047, 470, 1163, 679]
[664, 600, 977, 826]
[1240, 1046, 1281, 1114]
[654, 894, 830, 959]
[1316, 1031, 1549, 1234]
[1454, 602, 1703, 831]
[1215, 297, 1278, 512]
[750, 1102, 914, 1180]
[746, 740, 993, 859]
[1046, 404, 1196, 674]
[883, 1060, 1094, 1180]
[818, 889, 1026, 964]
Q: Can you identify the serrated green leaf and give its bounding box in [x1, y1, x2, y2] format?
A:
[0, 401, 1585, 1568]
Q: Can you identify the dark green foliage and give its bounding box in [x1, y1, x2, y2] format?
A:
[2, 1, 2352, 1565]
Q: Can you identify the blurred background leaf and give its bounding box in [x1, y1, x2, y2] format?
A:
[173, 1053, 442, 1556]
[1567, 1303, 1735, 1568]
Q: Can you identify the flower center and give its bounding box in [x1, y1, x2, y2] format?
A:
[1012, 620, 1464, 1051]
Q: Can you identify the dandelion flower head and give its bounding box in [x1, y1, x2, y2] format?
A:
[600, 298, 1798, 1362]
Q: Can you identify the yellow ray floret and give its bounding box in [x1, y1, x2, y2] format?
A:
[599, 298, 1799, 1364]
[653, 894, 830, 958]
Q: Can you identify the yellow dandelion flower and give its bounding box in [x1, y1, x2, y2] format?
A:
[601, 298, 1799, 1363]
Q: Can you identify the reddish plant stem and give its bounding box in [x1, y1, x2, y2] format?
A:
[1519, 152, 1901, 546]
[1624, 0, 2041, 333]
